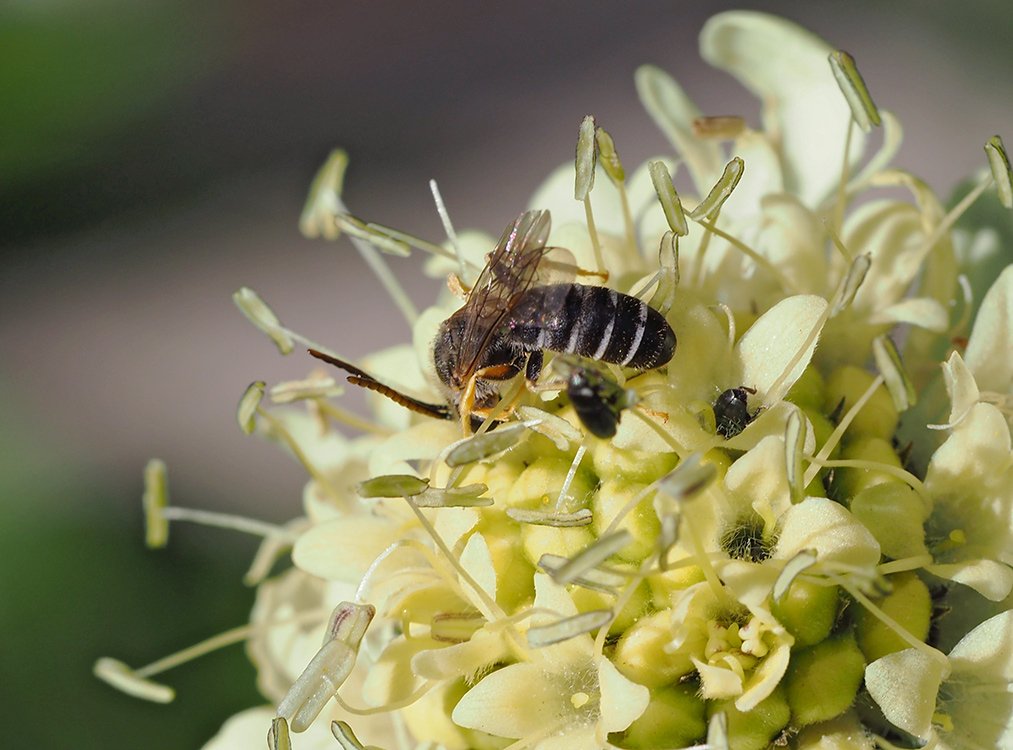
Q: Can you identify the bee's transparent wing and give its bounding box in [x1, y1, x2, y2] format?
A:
[456, 210, 551, 378]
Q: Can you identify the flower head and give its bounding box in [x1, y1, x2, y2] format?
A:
[97, 10, 1013, 750]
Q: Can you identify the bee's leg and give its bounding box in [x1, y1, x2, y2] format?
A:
[524, 350, 543, 383]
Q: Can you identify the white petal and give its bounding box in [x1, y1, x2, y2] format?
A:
[460, 532, 498, 608]
[735, 636, 791, 711]
[721, 131, 784, 222]
[411, 629, 510, 681]
[724, 435, 792, 525]
[452, 662, 570, 738]
[926, 560, 1013, 602]
[634, 65, 724, 194]
[596, 655, 650, 733]
[694, 656, 744, 699]
[735, 294, 829, 405]
[700, 11, 864, 206]
[794, 711, 877, 749]
[965, 265, 1013, 396]
[865, 648, 948, 740]
[774, 497, 880, 570]
[869, 297, 949, 332]
[948, 609, 1013, 681]
[926, 402, 1012, 500]
[941, 351, 981, 426]
[292, 517, 403, 583]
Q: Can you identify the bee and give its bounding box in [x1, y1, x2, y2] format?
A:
[713, 386, 757, 438]
[311, 210, 676, 433]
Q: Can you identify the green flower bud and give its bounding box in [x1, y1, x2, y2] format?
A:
[593, 480, 661, 563]
[612, 683, 707, 749]
[832, 436, 903, 499]
[506, 456, 596, 510]
[785, 365, 826, 410]
[614, 609, 695, 687]
[850, 483, 929, 559]
[647, 565, 706, 609]
[784, 634, 865, 726]
[824, 366, 898, 440]
[592, 443, 678, 484]
[521, 524, 595, 569]
[855, 572, 931, 662]
[708, 685, 790, 750]
[771, 579, 839, 647]
[572, 576, 650, 635]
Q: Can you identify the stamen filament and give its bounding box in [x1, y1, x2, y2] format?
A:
[554, 445, 588, 512]
[256, 407, 344, 500]
[878, 555, 934, 575]
[692, 206, 720, 288]
[160, 506, 294, 540]
[833, 118, 855, 234]
[803, 373, 884, 486]
[333, 681, 437, 716]
[808, 457, 931, 505]
[914, 174, 992, 265]
[317, 401, 393, 436]
[583, 197, 607, 276]
[693, 218, 794, 292]
[429, 179, 463, 275]
[134, 608, 329, 678]
[830, 574, 948, 667]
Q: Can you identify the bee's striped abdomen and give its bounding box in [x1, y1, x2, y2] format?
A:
[507, 284, 676, 370]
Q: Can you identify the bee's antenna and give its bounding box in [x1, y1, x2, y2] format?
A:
[308, 349, 452, 421]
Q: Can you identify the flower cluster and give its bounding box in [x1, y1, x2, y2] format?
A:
[98, 10, 1013, 750]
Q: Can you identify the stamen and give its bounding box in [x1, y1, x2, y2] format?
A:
[364, 220, 473, 269]
[692, 116, 746, 140]
[802, 373, 884, 487]
[784, 409, 806, 504]
[688, 157, 745, 221]
[268, 717, 291, 750]
[772, 549, 817, 601]
[527, 609, 613, 648]
[93, 658, 175, 703]
[833, 119, 855, 235]
[507, 508, 593, 527]
[515, 406, 582, 450]
[829, 252, 871, 316]
[334, 214, 411, 257]
[357, 474, 430, 498]
[332, 682, 437, 716]
[244, 520, 301, 585]
[277, 602, 374, 732]
[331, 720, 379, 750]
[873, 335, 917, 411]
[299, 149, 348, 241]
[549, 530, 633, 585]
[317, 401, 393, 436]
[270, 376, 343, 404]
[537, 553, 628, 593]
[648, 160, 689, 237]
[877, 555, 934, 575]
[429, 179, 464, 277]
[595, 125, 637, 249]
[233, 287, 295, 355]
[829, 50, 881, 133]
[913, 173, 993, 267]
[236, 380, 265, 435]
[575, 115, 607, 275]
[649, 231, 680, 316]
[444, 421, 530, 467]
[413, 483, 492, 508]
[985, 135, 1012, 208]
[657, 452, 718, 503]
[431, 611, 485, 643]
[554, 444, 588, 512]
[142, 459, 169, 549]
[809, 457, 931, 506]
[160, 506, 293, 539]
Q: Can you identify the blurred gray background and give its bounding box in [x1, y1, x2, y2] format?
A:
[2, 1, 1011, 746]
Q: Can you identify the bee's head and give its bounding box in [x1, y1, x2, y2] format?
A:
[433, 314, 467, 394]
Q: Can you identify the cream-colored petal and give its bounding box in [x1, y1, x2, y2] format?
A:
[411, 628, 511, 681]
[756, 193, 826, 294]
[724, 435, 792, 525]
[926, 560, 1013, 602]
[368, 420, 460, 477]
[526, 161, 626, 240]
[941, 351, 981, 426]
[722, 402, 816, 455]
[535, 726, 600, 750]
[721, 130, 784, 223]
[460, 532, 498, 609]
[794, 711, 876, 750]
[293, 517, 410, 583]
[947, 609, 1013, 681]
[634, 65, 724, 195]
[735, 294, 829, 405]
[700, 11, 864, 206]
[926, 402, 1012, 500]
[735, 636, 791, 711]
[965, 264, 1013, 396]
[361, 636, 431, 706]
[865, 648, 948, 740]
[596, 655, 650, 734]
[718, 560, 778, 611]
[694, 656, 744, 699]
[774, 497, 880, 570]
[452, 661, 571, 738]
[869, 297, 949, 332]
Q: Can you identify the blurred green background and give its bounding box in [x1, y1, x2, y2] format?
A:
[2, 1, 1011, 747]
